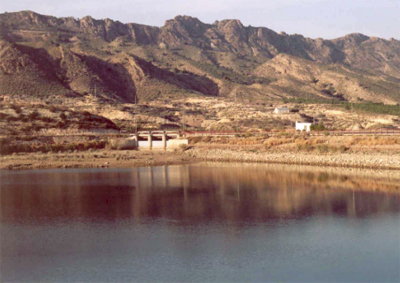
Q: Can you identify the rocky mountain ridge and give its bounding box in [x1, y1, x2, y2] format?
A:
[1, 11, 399, 71]
[1, 10, 400, 106]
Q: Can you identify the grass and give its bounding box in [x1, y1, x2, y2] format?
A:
[346, 136, 400, 146]
[186, 135, 400, 154]
[0, 139, 107, 155]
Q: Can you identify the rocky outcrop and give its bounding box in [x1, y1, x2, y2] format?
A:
[1, 11, 399, 76]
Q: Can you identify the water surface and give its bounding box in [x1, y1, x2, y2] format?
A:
[1, 163, 399, 282]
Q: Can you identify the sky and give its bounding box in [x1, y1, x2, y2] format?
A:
[1, 0, 399, 39]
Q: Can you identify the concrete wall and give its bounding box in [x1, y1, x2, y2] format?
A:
[167, 139, 189, 148]
[296, 122, 312, 132]
[274, 108, 290, 114]
[137, 139, 188, 149]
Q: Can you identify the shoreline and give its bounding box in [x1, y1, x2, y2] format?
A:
[186, 147, 400, 171]
[1, 146, 400, 171]
[0, 150, 197, 171]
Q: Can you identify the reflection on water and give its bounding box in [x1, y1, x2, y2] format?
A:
[1, 164, 399, 223]
[1, 163, 399, 282]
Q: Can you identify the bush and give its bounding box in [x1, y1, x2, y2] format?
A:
[316, 144, 329, 153]
[28, 110, 40, 120]
[56, 121, 66, 129]
[310, 124, 325, 131]
[189, 137, 202, 144]
[107, 138, 136, 150]
[296, 143, 314, 152]
[179, 144, 188, 150]
[202, 136, 212, 143]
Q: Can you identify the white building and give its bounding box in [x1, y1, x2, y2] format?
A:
[296, 121, 312, 132]
[274, 106, 290, 114]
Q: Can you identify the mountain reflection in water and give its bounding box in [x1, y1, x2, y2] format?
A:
[1, 163, 399, 224]
[1, 163, 400, 283]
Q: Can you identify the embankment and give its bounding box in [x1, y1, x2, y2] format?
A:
[185, 147, 400, 170]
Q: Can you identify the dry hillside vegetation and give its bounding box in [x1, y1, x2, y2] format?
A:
[0, 11, 399, 135]
[0, 102, 118, 137]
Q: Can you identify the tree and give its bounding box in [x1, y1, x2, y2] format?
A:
[310, 124, 325, 131]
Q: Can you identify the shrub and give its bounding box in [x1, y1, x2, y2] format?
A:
[202, 136, 212, 143]
[33, 124, 42, 132]
[316, 144, 329, 153]
[310, 124, 325, 131]
[264, 137, 293, 148]
[14, 107, 22, 114]
[28, 110, 40, 120]
[189, 137, 202, 144]
[311, 76, 319, 84]
[179, 144, 188, 150]
[107, 138, 136, 150]
[296, 143, 314, 152]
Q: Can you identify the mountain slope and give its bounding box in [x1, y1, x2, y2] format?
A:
[0, 10, 399, 105]
[1, 11, 399, 74]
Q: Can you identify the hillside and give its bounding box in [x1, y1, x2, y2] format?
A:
[1, 10, 400, 133]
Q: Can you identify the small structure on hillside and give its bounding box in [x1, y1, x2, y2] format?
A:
[296, 121, 312, 132]
[274, 106, 290, 114]
[130, 131, 188, 150]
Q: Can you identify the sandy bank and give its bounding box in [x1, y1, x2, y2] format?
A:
[0, 150, 197, 171]
[184, 147, 400, 170]
[1, 145, 400, 171]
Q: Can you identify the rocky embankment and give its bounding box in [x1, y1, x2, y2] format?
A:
[2, 146, 400, 171]
[185, 148, 400, 170]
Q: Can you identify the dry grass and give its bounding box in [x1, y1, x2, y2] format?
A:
[263, 137, 294, 148]
[186, 135, 400, 154]
[0, 139, 107, 155]
[107, 138, 136, 150]
[347, 136, 400, 146]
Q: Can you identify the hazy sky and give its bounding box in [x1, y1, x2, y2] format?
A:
[1, 0, 399, 39]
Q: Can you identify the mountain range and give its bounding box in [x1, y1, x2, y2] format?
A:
[0, 10, 399, 106]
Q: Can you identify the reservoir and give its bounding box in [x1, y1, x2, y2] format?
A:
[1, 163, 399, 282]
